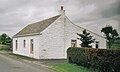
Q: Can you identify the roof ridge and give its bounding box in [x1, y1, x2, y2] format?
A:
[28, 15, 61, 26]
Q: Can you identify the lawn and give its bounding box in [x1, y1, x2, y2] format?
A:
[0, 44, 7, 48]
[51, 63, 94, 72]
[0, 44, 10, 50]
[111, 44, 120, 49]
[111, 39, 120, 49]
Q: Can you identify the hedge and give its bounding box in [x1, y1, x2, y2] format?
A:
[67, 47, 120, 72]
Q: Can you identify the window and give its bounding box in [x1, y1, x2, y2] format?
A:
[16, 40, 18, 50]
[95, 41, 99, 48]
[23, 40, 26, 48]
[71, 40, 77, 47]
[30, 39, 34, 53]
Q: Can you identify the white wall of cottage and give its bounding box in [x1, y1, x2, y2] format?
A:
[13, 35, 40, 59]
[65, 17, 106, 48]
[38, 16, 66, 59]
[63, 16, 106, 57]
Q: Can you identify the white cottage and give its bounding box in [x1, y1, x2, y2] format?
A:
[13, 6, 106, 59]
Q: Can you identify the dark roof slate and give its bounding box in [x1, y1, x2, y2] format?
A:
[13, 15, 61, 37]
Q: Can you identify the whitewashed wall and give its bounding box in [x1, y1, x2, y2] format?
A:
[39, 14, 106, 59]
[64, 16, 106, 51]
[38, 16, 65, 59]
[13, 35, 40, 59]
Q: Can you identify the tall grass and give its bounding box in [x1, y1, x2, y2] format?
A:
[51, 63, 94, 72]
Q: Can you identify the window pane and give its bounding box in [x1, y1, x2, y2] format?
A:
[16, 40, 18, 50]
[71, 40, 77, 47]
[23, 40, 26, 48]
[30, 39, 34, 53]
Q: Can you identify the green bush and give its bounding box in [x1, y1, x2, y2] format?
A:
[67, 47, 120, 72]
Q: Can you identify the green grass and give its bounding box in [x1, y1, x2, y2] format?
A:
[0, 44, 8, 48]
[0, 50, 6, 54]
[0, 44, 10, 50]
[111, 39, 120, 49]
[0, 50, 22, 59]
[111, 44, 120, 49]
[0, 50, 16, 58]
[51, 63, 94, 72]
[0, 50, 38, 61]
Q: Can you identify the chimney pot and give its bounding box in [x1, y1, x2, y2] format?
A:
[58, 6, 65, 15]
[61, 6, 63, 10]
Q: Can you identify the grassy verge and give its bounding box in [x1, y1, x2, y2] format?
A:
[51, 63, 94, 72]
[0, 50, 18, 59]
[0, 50, 9, 55]
[0, 44, 11, 50]
[0, 50, 38, 61]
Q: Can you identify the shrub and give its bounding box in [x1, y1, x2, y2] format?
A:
[67, 47, 120, 72]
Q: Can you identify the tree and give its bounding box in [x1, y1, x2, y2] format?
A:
[0, 33, 12, 45]
[77, 29, 95, 48]
[101, 26, 119, 49]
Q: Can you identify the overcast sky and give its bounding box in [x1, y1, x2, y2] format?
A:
[0, 0, 120, 37]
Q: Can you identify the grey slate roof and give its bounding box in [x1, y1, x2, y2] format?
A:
[13, 15, 61, 38]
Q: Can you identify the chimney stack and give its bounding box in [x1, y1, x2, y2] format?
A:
[58, 6, 65, 16]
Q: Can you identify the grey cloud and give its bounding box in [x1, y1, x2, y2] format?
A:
[70, 0, 120, 23]
[96, 0, 120, 18]
[0, 0, 120, 36]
